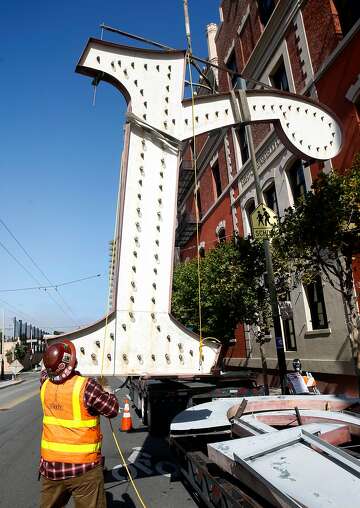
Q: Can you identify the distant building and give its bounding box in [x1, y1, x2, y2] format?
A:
[13, 317, 46, 352]
[176, 0, 360, 393]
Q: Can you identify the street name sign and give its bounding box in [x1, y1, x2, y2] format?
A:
[251, 204, 278, 240]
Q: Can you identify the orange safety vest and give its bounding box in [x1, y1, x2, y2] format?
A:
[40, 374, 101, 464]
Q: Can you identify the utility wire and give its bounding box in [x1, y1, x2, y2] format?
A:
[0, 273, 101, 292]
[0, 236, 77, 325]
[0, 217, 80, 325]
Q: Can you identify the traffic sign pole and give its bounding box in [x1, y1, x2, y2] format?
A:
[244, 122, 287, 394]
[1, 310, 4, 380]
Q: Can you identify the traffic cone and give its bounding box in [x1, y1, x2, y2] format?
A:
[120, 398, 133, 432]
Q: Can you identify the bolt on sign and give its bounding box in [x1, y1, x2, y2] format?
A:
[250, 204, 278, 240]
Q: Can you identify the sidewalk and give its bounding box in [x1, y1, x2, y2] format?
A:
[0, 377, 24, 390]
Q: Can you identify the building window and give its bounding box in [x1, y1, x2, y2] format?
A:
[227, 50, 240, 89]
[198, 245, 205, 258]
[257, 0, 275, 27]
[305, 276, 329, 330]
[270, 58, 290, 92]
[283, 318, 297, 351]
[279, 293, 297, 351]
[333, 0, 360, 37]
[288, 160, 306, 204]
[212, 161, 222, 198]
[263, 182, 279, 215]
[236, 125, 249, 165]
[217, 226, 226, 244]
[245, 199, 256, 236]
[355, 94, 360, 121]
[195, 189, 202, 220]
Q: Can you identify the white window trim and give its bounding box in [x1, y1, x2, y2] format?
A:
[262, 39, 296, 93]
[215, 220, 226, 237]
[236, 5, 250, 36]
[243, 197, 256, 237]
[284, 156, 312, 208]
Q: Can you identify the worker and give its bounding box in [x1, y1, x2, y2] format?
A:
[288, 358, 320, 394]
[39, 339, 119, 508]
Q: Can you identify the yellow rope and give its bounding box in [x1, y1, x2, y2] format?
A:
[186, 51, 203, 367]
[97, 219, 146, 507]
[110, 420, 148, 508]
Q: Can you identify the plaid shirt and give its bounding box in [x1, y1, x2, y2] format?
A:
[39, 372, 119, 480]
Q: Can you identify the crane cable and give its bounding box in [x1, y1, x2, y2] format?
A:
[184, 0, 204, 367]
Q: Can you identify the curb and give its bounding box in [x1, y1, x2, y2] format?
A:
[0, 379, 25, 390]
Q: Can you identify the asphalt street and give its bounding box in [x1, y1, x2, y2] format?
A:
[0, 372, 197, 508]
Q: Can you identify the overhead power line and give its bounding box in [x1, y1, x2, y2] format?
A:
[0, 273, 101, 292]
[0, 217, 82, 325]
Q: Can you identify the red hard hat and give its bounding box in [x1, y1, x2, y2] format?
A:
[43, 340, 77, 383]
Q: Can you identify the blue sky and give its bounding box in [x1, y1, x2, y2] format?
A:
[0, 0, 221, 334]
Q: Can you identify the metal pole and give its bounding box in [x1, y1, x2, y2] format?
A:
[1, 310, 5, 380]
[245, 123, 287, 394]
[183, 0, 193, 54]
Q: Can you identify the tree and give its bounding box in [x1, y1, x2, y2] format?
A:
[172, 237, 271, 341]
[5, 349, 13, 364]
[14, 343, 27, 361]
[272, 154, 360, 380]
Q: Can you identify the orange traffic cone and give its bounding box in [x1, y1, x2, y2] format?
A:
[120, 398, 133, 432]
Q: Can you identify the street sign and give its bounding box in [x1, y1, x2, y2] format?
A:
[250, 204, 278, 240]
[11, 359, 24, 376]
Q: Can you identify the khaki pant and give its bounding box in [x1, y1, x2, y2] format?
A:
[40, 465, 106, 508]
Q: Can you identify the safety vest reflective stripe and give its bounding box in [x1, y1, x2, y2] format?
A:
[40, 379, 49, 410]
[41, 439, 101, 453]
[72, 376, 84, 420]
[43, 416, 98, 428]
[41, 376, 97, 426]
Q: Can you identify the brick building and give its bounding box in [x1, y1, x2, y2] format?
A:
[175, 0, 360, 393]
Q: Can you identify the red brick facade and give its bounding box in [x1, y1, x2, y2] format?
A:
[176, 0, 360, 369]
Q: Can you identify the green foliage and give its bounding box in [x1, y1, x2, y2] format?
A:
[5, 350, 13, 364]
[272, 154, 360, 293]
[172, 237, 271, 342]
[14, 343, 27, 361]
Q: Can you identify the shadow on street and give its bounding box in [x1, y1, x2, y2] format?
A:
[106, 492, 137, 507]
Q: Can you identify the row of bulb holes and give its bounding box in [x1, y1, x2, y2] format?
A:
[184, 108, 229, 127]
[124, 139, 164, 330]
[79, 333, 115, 362]
[96, 54, 176, 126]
[182, 101, 335, 151]
[78, 335, 203, 364]
[252, 102, 336, 151]
[121, 349, 203, 365]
